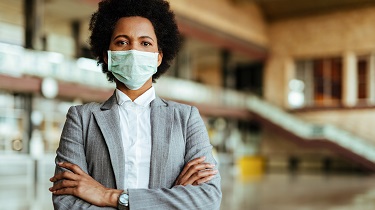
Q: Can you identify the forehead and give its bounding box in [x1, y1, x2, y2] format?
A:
[112, 16, 156, 38]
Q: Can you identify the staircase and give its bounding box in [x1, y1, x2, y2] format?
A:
[155, 77, 375, 171]
[246, 94, 375, 171]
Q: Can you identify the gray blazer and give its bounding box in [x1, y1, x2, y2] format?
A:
[53, 93, 222, 210]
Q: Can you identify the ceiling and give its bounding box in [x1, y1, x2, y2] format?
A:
[2, 0, 375, 61]
[0, 0, 96, 25]
[45, 0, 375, 23]
[43, 0, 97, 21]
[3, 0, 375, 24]
[233, 0, 375, 21]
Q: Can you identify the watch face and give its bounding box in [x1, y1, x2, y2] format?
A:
[119, 193, 129, 205]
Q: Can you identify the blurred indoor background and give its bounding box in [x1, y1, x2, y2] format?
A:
[1, 0, 375, 209]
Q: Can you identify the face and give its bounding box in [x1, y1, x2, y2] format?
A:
[107, 16, 163, 66]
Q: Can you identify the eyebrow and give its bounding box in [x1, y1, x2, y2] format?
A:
[112, 35, 129, 41]
[139, 36, 155, 42]
[113, 35, 155, 42]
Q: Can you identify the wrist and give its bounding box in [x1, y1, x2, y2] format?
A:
[104, 189, 123, 208]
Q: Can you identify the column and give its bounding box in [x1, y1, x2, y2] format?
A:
[368, 53, 375, 104]
[342, 51, 358, 107]
[221, 49, 235, 89]
[24, 0, 44, 50]
[284, 57, 295, 108]
[22, 93, 33, 154]
[71, 20, 81, 58]
[176, 45, 192, 80]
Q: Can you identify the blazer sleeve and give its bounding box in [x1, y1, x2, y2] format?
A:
[126, 106, 222, 210]
[52, 106, 116, 210]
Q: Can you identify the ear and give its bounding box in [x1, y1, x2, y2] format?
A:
[103, 51, 108, 64]
[157, 51, 163, 67]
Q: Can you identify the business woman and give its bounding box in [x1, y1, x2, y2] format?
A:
[49, 0, 222, 209]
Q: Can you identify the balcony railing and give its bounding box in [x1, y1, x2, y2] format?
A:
[1, 42, 375, 165]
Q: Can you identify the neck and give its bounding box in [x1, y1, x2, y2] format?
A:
[115, 79, 152, 101]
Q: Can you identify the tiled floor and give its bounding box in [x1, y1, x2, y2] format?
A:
[1, 165, 375, 210]
[220, 165, 375, 210]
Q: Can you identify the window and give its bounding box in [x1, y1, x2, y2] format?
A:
[357, 56, 368, 101]
[296, 57, 342, 107]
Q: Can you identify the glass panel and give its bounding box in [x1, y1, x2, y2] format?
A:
[0, 92, 27, 154]
[313, 59, 325, 106]
[357, 57, 368, 99]
[31, 96, 78, 154]
[297, 57, 342, 107]
[330, 58, 342, 103]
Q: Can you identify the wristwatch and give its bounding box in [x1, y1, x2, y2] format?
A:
[118, 190, 129, 210]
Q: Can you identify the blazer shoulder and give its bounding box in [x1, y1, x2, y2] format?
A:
[73, 101, 103, 114]
[162, 98, 192, 110]
[161, 98, 201, 116]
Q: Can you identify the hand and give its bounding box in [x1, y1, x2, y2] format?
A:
[49, 162, 122, 207]
[174, 156, 218, 186]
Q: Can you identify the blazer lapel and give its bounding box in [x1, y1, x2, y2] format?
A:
[92, 93, 125, 190]
[149, 96, 173, 189]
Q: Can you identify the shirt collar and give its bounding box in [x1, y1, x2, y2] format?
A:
[115, 86, 155, 107]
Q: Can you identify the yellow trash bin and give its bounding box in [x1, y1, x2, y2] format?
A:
[237, 156, 265, 180]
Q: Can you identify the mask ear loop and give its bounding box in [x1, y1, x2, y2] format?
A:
[107, 50, 112, 71]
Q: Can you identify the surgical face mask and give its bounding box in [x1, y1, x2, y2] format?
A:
[107, 50, 159, 90]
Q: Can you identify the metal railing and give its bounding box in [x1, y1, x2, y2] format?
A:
[156, 77, 375, 163]
[245, 94, 375, 162]
[1, 42, 375, 163]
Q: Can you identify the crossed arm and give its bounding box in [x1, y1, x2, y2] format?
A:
[49, 105, 222, 209]
[49, 156, 218, 207]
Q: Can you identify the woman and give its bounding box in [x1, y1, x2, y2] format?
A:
[49, 0, 222, 209]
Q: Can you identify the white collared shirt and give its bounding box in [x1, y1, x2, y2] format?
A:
[115, 87, 155, 189]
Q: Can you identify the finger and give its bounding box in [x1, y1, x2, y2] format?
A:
[49, 180, 77, 192]
[178, 163, 215, 185]
[57, 162, 85, 175]
[181, 169, 218, 186]
[186, 170, 218, 186]
[178, 156, 206, 179]
[176, 162, 214, 185]
[175, 156, 206, 185]
[50, 171, 80, 182]
[193, 174, 216, 186]
[50, 187, 76, 195]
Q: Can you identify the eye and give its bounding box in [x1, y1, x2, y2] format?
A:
[116, 40, 128, 46]
[142, 41, 152, 47]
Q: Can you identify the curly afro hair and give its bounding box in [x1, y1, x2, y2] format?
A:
[89, 0, 181, 82]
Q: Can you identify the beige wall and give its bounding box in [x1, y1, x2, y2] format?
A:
[169, 0, 269, 48]
[0, 0, 22, 26]
[196, 64, 222, 87]
[265, 6, 375, 107]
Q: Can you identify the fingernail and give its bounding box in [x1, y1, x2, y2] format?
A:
[201, 156, 206, 160]
[213, 170, 218, 174]
[57, 162, 63, 165]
